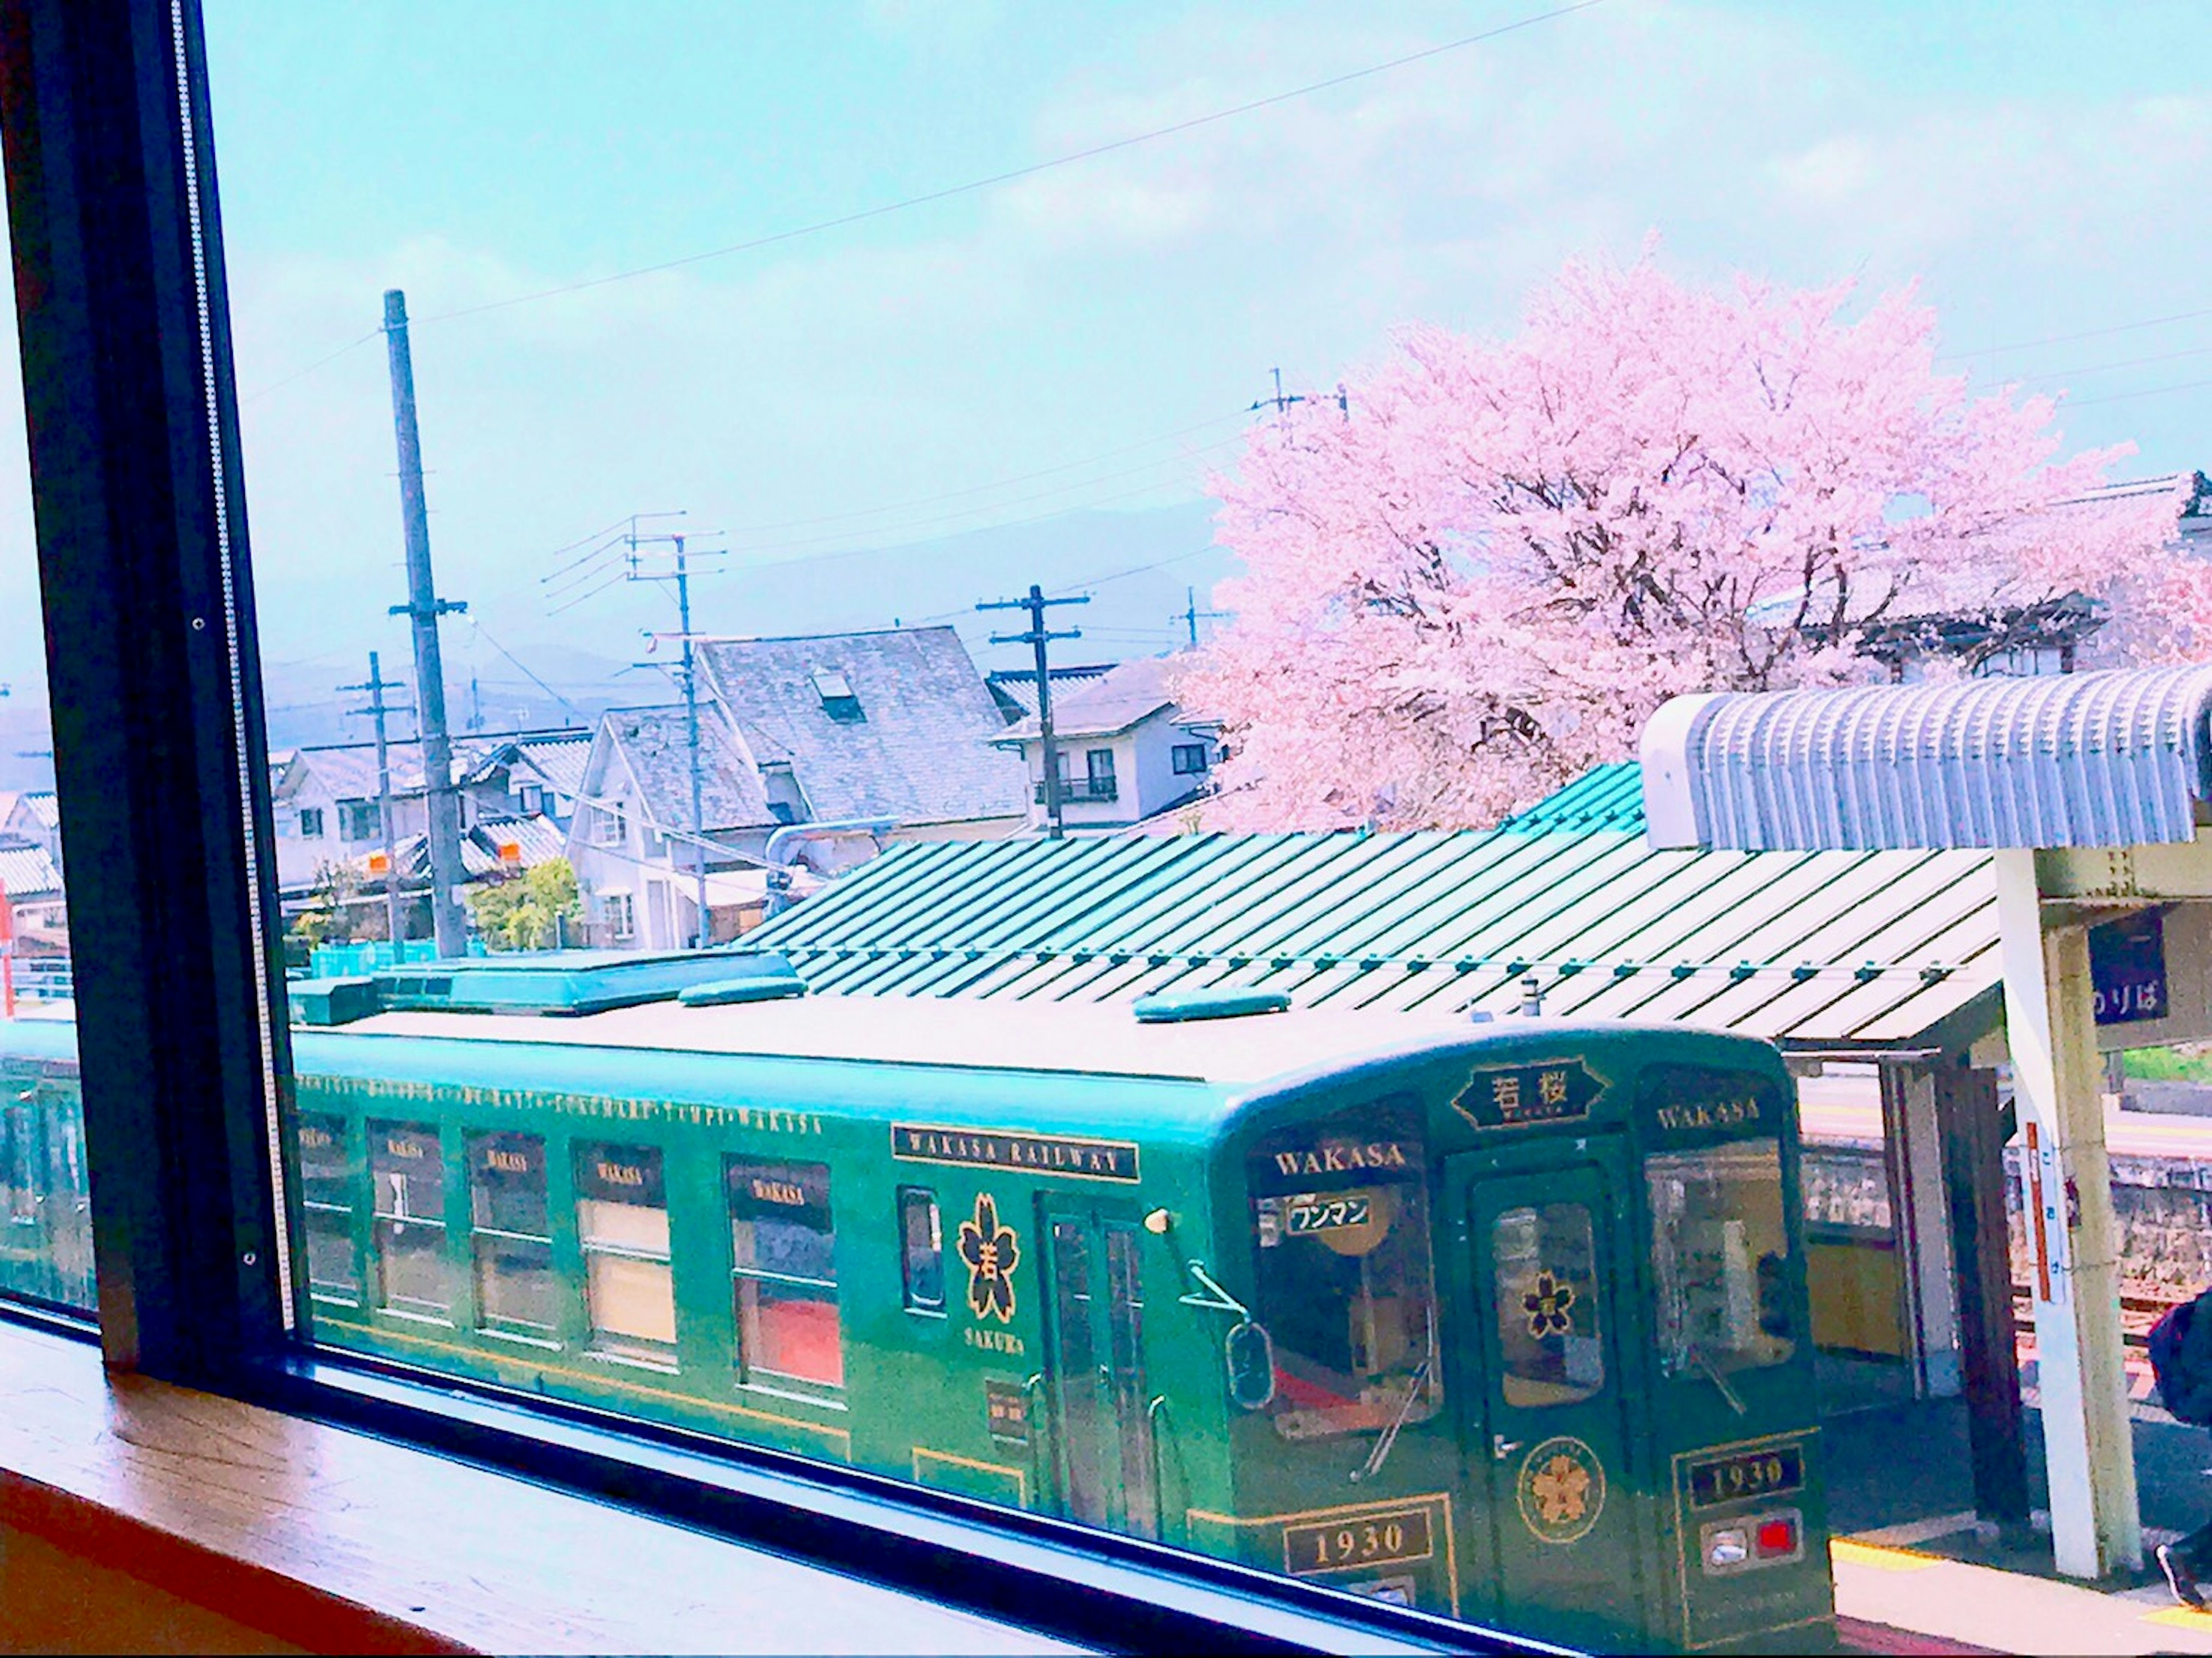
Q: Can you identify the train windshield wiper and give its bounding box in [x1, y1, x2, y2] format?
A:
[1353, 1352, 1434, 1484]
[1687, 1344, 1748, 1415]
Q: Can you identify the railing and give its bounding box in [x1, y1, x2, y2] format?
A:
[1035, 777, 1118, 804]
[10, 959, 73, 1003]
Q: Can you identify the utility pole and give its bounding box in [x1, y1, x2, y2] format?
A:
[340, 651, 409, 949]
[979, 584, 1088, 840]
[623, 513, 724, 949]
[1175, 585, 1230, 648]
[1249, 368, 1349, 424]
[382, 288, 469, 958]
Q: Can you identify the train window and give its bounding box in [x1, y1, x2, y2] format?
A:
[577, 1143, 677, 1366]
[469, 1132, 559, 1342]
[298, 1113, 360, 1306]
[728, 1157, 842, 1390]
[899, 1187, 945, 1313]
[1492, 1204, 1605, 1407]
[1248, 1103, 1439, 1440]
[1646, 1139, 1797, 1377]
[370, 1122, 451, 1320]
[1, 1100, 34, 1224]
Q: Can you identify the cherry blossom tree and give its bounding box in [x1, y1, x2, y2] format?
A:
[1180, 253, 2193, 830]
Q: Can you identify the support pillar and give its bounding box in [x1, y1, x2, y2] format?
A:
[1994, 848, 2139, 1577]
[1934, 1063, 2031, 1526]
[1881, 1062, 1962, 1397]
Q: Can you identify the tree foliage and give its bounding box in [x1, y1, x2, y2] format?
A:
[465, 858, 582, 952]
[1181, 253, 2196, 830]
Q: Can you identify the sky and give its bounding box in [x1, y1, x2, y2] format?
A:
[0, 0, 2208, 754]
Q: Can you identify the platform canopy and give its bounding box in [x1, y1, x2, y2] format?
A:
[737, 817, 2001, 1051]
[1642, 663, 2212, 852]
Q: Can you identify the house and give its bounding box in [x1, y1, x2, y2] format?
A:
[983, 662, 1115, 724]
[694, 626, 1029, 852]
[564, 704, 782, 951]
[988, 655, 1221, 833]
[270, 726, 589, 901]
[0, 789, 63, 871]
[0, 842, 66, 957]
[459, 732, 590, 830]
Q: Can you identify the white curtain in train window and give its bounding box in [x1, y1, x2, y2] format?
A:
[576, 1141, 676, 1359]
[369, 1121, 449, 1318]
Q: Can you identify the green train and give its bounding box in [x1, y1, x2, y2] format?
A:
[0, 953, 1834, 1652]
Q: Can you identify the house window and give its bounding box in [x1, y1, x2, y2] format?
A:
[1172, 743, 1210, 775]
[767, 801, 797, 825]
[597, 803, 628, 845]
[728, 1157, 842, 1389]
[576, 1143, 676, 1367]
[643, 826, 666, 856]
[1085, 749, 1117, 800]
[604, 891, 636, 942]
[336, 798, 380, 841]
[297, 806, 325, 840]
[469, 1132, 558, 1341]
[899, 1187, 944, 1314]
[810, 667, 865, 723]
[513, 783, 543, 815]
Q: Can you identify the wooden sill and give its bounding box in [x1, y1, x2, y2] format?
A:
[0, 1319, 1067, 1656]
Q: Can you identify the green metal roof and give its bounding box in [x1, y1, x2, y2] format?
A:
[1498, 762, 1646, 835]
[736, 825, 2001, 1049]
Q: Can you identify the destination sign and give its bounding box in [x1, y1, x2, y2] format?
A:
[1285, 1194, 1372, 1236]
[1452, 1058, 1601, 1129]
[2090, 908, 2167, 1026]
[1686, 1443, 1805, 1511]
[1284, 1507, 1434, 1576]
[891, 1124, 1141, 1183]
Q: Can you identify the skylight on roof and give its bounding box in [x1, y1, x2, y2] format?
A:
[810, 666, 865, 722]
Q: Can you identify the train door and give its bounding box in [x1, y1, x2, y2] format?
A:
[1452, 1151, 1643, 1649]
[1038, 1204, 1157, 1539]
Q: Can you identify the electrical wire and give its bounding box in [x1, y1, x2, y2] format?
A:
[1938, 305, 2212, 363]
[2063, 376, 2212, 411]
[238, 328, 382, 404]
[411, 1, 1607, 328]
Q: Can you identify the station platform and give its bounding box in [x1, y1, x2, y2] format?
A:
[1834, 1528, 2212, 1655]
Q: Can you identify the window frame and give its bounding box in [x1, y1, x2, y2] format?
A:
[0, 7, 1560, 1651]
[1171, 742, 1209, 776]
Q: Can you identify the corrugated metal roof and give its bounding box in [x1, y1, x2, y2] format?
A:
[1498, 763, 1646, 835]
[737, 827, 2000, 1048]
[1642, 664, 2212, 851]
[0, 844, 63, 899]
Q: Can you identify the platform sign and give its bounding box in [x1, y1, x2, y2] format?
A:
[2089, 908, 2166, 1025]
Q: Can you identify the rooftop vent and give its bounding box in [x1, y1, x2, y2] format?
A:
[1131, 988, 1291, 1025]
[678, 973, 808, 1007]
[370, 950, 797, 1016]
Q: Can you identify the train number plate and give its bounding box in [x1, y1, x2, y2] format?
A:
[1686, 1444, 1805, 1511]
[1283, 1508, 1434, 1576]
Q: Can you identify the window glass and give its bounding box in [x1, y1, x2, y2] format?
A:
[899, 1187, 945, 1312]
[0, 1070, 92, 1310]
[469, 1130, 557, 1340]
[1647, 1140, 1796, 1376]
[296, 806, 324, 840]
[369, 1121, 449, 1319]
[1248, 1101, 1438, 1440]
[577, 1142, 675, 1365]
[728, 1157, 840, 1389]
[1493, 1203, 1604, 1407]
[297, 1111, 359, 1306]
[1171, 743, 1209, 775]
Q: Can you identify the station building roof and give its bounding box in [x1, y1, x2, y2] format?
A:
[738, 801, 2003, 1052]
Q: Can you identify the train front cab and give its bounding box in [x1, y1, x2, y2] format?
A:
[1205, 1030, 1834, 1654]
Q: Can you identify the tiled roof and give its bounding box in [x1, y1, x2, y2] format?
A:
[698, 628, 1028, 826]
[601, 705, 776, 833]
[985, 663, 1116, 722]
[1497, 763, 1646, 836]
[468, 813, 569, 869]
[289, 729, 586, 802]
[21, 791, 58, 830]
[995, 656, 1203, 743]
[738, 826, 2001, 1049]
[461, 732, 592, 797]
[0, 844, 63, 899]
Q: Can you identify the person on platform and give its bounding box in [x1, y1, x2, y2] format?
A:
[2152, 1282, 2212, 1606]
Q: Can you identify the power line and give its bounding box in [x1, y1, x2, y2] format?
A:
[239, 328, 381, 404]
[2064, 375, 2212, 411]
[1938, 305, 2212, 363]
[411, 1, 1606, 329]
[2013, 340, 2212, 385]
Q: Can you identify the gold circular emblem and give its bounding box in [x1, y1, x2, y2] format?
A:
[1516, 1435, 1606, 1544]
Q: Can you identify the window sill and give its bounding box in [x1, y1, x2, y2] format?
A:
[0, 1318, 1065, 1655]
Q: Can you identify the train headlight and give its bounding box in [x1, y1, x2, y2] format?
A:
[1704, 1528, 1748, 1570]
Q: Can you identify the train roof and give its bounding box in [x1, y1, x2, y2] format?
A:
[324, 996, 1488, 1088]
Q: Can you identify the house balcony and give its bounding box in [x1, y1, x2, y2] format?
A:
[1037, 777, 1118, 804]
